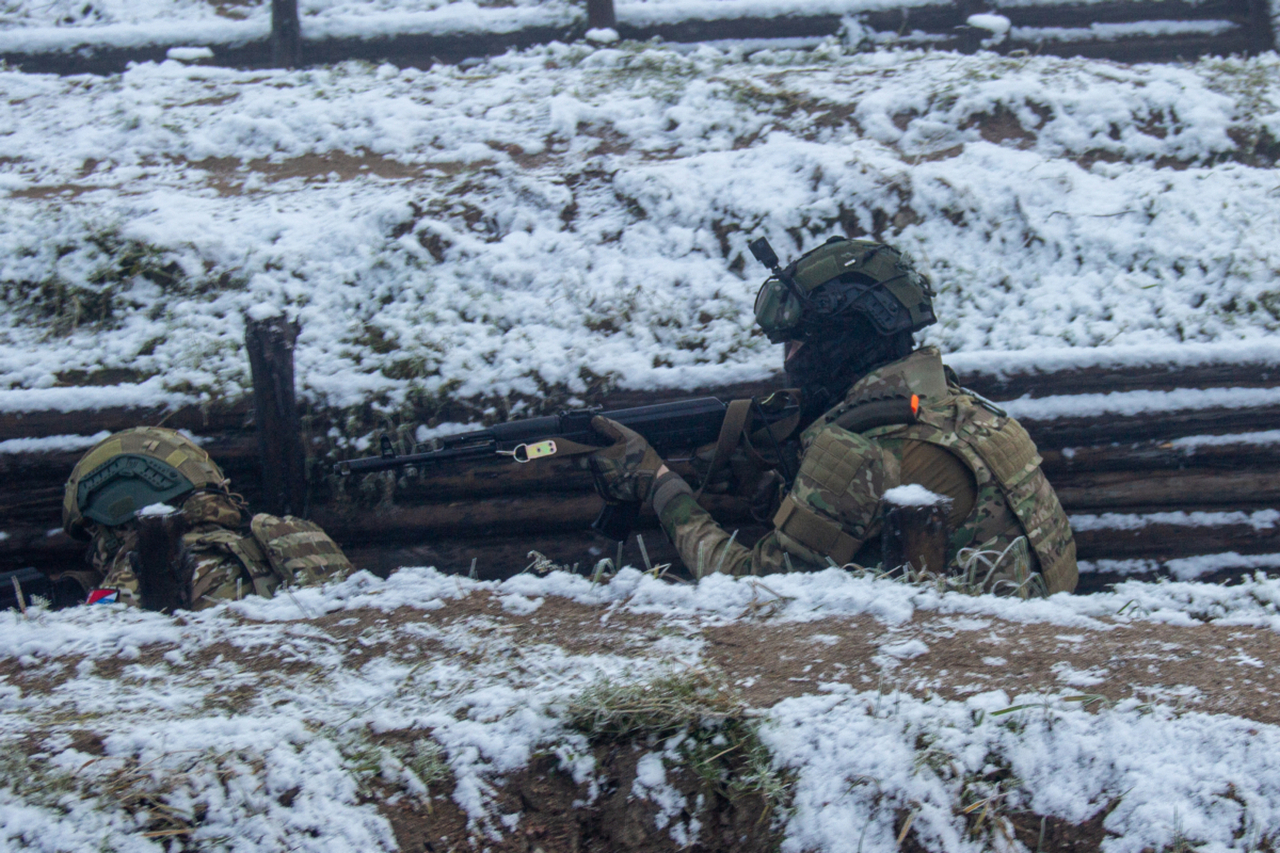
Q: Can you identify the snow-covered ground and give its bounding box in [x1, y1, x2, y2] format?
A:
[6, 566, 1280, 851]
[1, 44, 1278, 419]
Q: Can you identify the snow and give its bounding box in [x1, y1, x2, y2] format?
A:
[1, 47, 1278, 419]
[9, 566, 1280, 850]
[1013, 19, 1240, 44]
[0, 431, 112, 454]
[166, 46, 215, 61]
[1071, 509, 1279, 532]
[1003, 386, 1280, 421]
[883, 483, 948, 506]
[967, 14, 1011, 36]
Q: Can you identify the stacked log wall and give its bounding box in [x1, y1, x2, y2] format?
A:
[4, 350, 1280, 594]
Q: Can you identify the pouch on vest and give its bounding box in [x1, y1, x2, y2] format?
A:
[250, 514, 354, 587]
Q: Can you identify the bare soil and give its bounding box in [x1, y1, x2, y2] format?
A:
[7, 585, 1279, 852]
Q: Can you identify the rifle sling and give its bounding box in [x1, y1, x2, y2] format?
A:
[695, 398, 753, 500]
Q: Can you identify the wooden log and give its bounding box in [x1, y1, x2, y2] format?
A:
[587, 0, 617, 31]
[272, 0, 301, 68]
[1075, 554, 1280, 594]
[616, 15, 844, 44]
[954, 360, 1280, 401]
[1073, 515, 1280, 560]
[1053, 468, 1280, 511]
[245, 316, 307, 518]
[1041, 435, 1280, 476]
[994, 0, 1252, 28]
[300, 26, 574, 67]
[1016, 403, 1280, 449]
[0, 402, 251, 442]
[1, 356, 1275, 444]
[1010, 30, 1255, 62]
[1249, 0, 1278, 51]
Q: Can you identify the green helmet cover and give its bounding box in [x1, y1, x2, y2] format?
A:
[77, 454, 196, 528]
[63, 427, 229, 539]
[753, 237, 936, 342]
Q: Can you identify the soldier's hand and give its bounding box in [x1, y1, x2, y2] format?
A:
[589, 416, 683, 507]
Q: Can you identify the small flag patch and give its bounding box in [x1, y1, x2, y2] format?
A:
[86, 588, 119, 605]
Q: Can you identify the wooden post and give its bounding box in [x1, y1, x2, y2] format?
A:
[245, 315, 307, 518]
[586, 0, 616, 31]
[272, 0, 301, 68]
[135, 511, 189, 613]
[1247, 0, 1277, 53]
[880, 488, 950, 576]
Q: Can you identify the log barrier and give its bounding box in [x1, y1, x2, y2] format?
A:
[3, 347, 1280, 594]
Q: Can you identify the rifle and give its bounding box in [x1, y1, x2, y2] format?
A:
[335, 395, 800, 541]
[2, 567, 85, 611]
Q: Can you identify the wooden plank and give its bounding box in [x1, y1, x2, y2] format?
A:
[2, 0, 1267, 79]
[955, 360, 1280, 401]
[300, 25, 576, 67]
[1075, 556, 1280, 594]
[0, 39, 270, 76]
[1040, 436, 1280, 476]
[994, 0, 1252, 27]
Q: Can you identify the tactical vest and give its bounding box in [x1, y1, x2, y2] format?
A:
[773, 350, 1077, 595]
[183, 513, 354, 601]
[865, 392, 1077, 595]
[89, 492, 354, 606]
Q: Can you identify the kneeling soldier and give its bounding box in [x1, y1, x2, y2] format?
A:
[588, 237, 1077, 596]
[59, 427, 353, 610]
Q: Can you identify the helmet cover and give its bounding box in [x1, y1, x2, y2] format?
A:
[753, 237, 936, 342]
[63, 427, 229, 540]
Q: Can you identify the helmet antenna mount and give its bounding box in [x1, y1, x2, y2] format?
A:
[748, 237, 807, 306]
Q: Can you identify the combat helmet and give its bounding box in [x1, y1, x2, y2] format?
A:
[62, 427, 229, 541]
[751, 236, 936, 343]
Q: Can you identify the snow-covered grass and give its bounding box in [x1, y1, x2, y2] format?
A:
[6, 566, 1280, 851]
[2, 44, 1279, 423]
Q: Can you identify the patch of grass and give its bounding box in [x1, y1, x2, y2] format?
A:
[329, 726, 452, 802]
[565, 670, 793, 816]
[3, 228, 243, 336]
[844, 535, 1049, 599]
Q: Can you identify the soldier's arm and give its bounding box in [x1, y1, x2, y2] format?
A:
[658, 425, 897, 577]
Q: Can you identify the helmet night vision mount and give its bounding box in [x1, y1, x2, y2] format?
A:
[749, 235, 937, 344]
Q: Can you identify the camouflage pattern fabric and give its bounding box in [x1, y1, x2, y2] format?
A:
[250, 513, 354, 587]
[588, 415, 678, 506]
[658, 346, 1078, 595]
[84, 493, 353, 610]
[88, 492, 259, 609]
[63, 427, 229, 540]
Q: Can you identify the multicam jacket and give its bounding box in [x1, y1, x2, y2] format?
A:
[82, 492, 354, 610]
[658, 346, 1078, 595]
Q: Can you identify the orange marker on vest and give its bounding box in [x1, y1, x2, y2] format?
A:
[910, 394, 920, 416]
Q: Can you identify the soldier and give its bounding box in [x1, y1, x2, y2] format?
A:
[59, 427, 354, 611]
[589, 236, 1077, 596]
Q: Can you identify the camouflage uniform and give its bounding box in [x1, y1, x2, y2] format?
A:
[658, 347, 1078, 595]
[61, 427, 354, 610]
